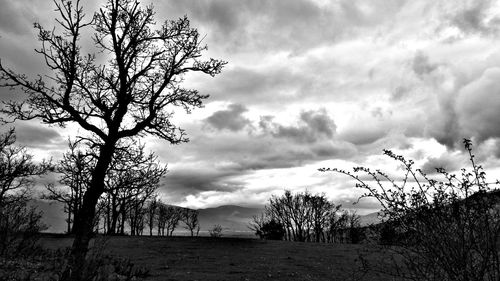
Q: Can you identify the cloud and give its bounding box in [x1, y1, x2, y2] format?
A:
[420, 153, 464, 175]
[159, 167, 246, 202]
[412, 51, 438, 77]
[260, 109, 336, 144]
[0, 1, 33, 35]
[340, 127, 388, 146]
[159, 0, 407, 53]
[456, 67, 500, 143]
[14, 121, 63, 148]
[205, 103, 250, 131]
[448, 0, 500, 36]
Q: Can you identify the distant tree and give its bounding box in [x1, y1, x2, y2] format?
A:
[182, 209, 199, 237]
[145, 197, 159, 236]
[100, 142, 166, 235]
[0, 128, 52, 206]
[0, 129, 51, 256]
[320, 139, 500, 280]
[44, 141, 93, 234]
[260, 219, 286, 240]
[253, 191, 351, 242]
[249, 213, 268, 238]
[305, 193, 340, 242]
[157, 203, 182, 236]
[209, 224, 223, 238]
[0, 0, 225, 279]
[263, 190, 345, 242]
[266, 191, 310, 242]
[345, 210, 362, 243]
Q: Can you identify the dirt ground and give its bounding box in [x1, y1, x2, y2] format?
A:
[39, 235, 395, 281]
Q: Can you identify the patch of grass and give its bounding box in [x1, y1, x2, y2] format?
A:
[37, 234, 401, 281]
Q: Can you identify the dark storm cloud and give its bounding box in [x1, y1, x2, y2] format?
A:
[412, 51, 438, 77]
[205, 103, 250, 131]
[159, 0, 406, 53]
[14, 122, 63, 148]
[424, 65, 500, 150]
[420, 154, 464, 175]
[340, 127, 388, 146]
[231, 140, 356, 171]
[159, 168, 245, 199]
[456, 68, 500, 143]
[448, 0, 500, 36]
[260, 109, 336, 144]
[0, 1, 32, 34]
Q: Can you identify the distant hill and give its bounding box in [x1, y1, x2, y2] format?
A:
[358, 212, 381, 226]
[31, 200, 263, 236]
[198, 205, 263, 234]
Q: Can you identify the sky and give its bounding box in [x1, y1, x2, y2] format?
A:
[2, 0, 500, 214]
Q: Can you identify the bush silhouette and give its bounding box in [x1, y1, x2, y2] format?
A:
[258, 219, 286, 240]
[321, 139, 500, 281]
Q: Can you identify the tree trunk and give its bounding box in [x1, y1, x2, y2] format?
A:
[108, 198, 119, 235]
[67, 204, 72, 234]
[63, 141, 115, 281]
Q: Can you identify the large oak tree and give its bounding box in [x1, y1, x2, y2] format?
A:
[0, 0, 225, 279]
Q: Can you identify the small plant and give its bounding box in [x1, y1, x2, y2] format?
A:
[209, 224, 223, 238]
[320, 139, 500, 281]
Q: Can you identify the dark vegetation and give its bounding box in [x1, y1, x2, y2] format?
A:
[320, 139, 500, 281]
[0, 129, 51, 257]
[34, 234, 392, 281]
[250, 191, 362, 243]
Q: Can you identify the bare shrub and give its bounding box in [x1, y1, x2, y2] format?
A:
[209, 224, 223, 238]
[320, 139, 500, 281]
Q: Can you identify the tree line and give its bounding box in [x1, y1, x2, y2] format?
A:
[250, 190, 362, 243]
[44, 140, 200, 237]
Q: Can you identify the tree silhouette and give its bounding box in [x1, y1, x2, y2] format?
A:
[254, 190, 350, 242]
[182, 209, 200, 237]
[0, 0, 225, 279]
[100, 141, 166, 235]
[44, 141, 93, 234]
[0, 128, 51, 256]
[0, 128, 52, 207]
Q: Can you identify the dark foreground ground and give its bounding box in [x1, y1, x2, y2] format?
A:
[39, 235, 394, 281]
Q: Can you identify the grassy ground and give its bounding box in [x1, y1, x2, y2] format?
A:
[39, 235, 394, 281]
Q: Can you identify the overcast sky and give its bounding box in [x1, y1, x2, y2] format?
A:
[2, 0, 500, 214]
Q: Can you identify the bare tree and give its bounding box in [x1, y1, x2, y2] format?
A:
[44, 141, 93, 233]
[100, 142, 166, 235]
[209, 224, 223, 238]
[305, 193, 339, 243]
[264, 191, 344, 242]
[182, 209, 199, 237]
[0, 128, 52, 207]
[156, 203, 182, 236]
[144, 196, 158, 236]
[0, 0, 225, 277]
[0, 129, 52, 256]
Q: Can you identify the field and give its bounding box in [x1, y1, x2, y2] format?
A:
[39, 235, 394, 281]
